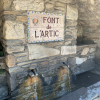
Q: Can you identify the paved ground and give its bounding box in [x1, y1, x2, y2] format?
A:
[56, 71, 100, 100]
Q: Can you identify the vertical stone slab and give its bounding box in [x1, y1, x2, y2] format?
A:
[66, 4, 78, 20]
[6, 55, 16, 68]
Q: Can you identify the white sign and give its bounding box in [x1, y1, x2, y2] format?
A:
[27, 11, 65, 43]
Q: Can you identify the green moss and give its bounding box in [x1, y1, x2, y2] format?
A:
[0, 69, 3, 74]
[0, 51, 3, 56]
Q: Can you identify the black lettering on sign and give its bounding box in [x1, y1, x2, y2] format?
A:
[51, 18, 55, 23]
[49, 30, 53, 37]
[47, 17, 51, 23]
[40, 31, 45, 37]
[43, 17, 47, 23]
[54, 30, 59, 37]
[56, 18, 59, 23]
[45, 31, 49, 38]
[43, 17, 59, 23]
[35, 31, 39, 38]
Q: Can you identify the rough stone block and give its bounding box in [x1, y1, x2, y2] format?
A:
[0, 72, 6, 83]
[0, 0, 3, 12]
[55, 1, 66, 11]
[66, 20, 77, 27]
[28, 44, 60, 60]
[55, 2, 66, 7]
[61, 46, 76, 55]
[67, 57, 76, 66]
[0, 20, 2, 27]
[3, 21, 25, 39]
[81, 48, 89, 55]
[6, 72, 17, 91]
[29, 63, 37, 69]
[3, 39, 25, 46]
[45, 3, 54, 10]
[3, 0, 12, 10]
[0, 59, 6, 69]
[22, 64, 30, 68]
[6, 46, 24, 53]
[73, 59, 95, 75]
[54, 6, 66, 12]
[89, 48, 96, 53]
[17, 60, 33, 66]
[88, 0, 94, 5]
[0, 0, 12, 12]
[41, 42, 63, 48]
[6, 55, 16, 68]
[66, 4, 78, 20]
[0, 85, 8, 99]
[57, 0, 75, 3]
[14, 52, 28, 57]
[76, 57, 87, 65]
[7, 66, 24, 73]
[13, 0, 44, 11]
[17, 56, 28, 62]
[16, 16, 27, 22]
[64, 41, 71, 45]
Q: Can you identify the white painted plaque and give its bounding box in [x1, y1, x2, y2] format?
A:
[27, 11, 65, 43]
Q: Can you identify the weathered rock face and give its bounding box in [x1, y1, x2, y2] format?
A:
[13, 0, 44, 11]
[77, 0, 100, 65]
[57, 0, 75, 3]
[5, 46, 25, 53]
[0, 0, 97, 100]
[76, 57, 87, 65]
[28, 44, 60, 60]
[3, 21, 25, 39]
[66, 4, 78, 20]
[0, 0, 79, 99]
[6, 55, 16, 68]
[81, 48, 89, 55]
[61, 46, 76, 55]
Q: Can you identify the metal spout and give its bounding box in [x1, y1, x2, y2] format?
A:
[34, 70, 38, 76]
[29, 69, 38, 77]
[29, 71, 35, 77]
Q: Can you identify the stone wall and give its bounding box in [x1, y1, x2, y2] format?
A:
[0, 0, 97, 100]
[76, 0, 100, 65]
[75, 44, 96, 75]
[0, 0, 78, 99]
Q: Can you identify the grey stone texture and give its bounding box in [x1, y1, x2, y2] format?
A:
[0, 0, 98, 99]
[0, 85, 8, 99]
[3, 21, 25, 40]
[77, 0, 100, 65]
[28, 44, 60, 60]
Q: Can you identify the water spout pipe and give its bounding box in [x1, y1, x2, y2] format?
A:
[34, 69, 38, 76]
[29, 71, 35, 77]
[62, 62, 76, 81]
